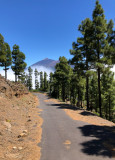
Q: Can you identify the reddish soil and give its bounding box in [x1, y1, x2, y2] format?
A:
[0, 75, 43, 160]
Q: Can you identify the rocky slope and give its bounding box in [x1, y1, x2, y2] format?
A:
[0, 75, 42, 160]
[0, 74, 28, 98]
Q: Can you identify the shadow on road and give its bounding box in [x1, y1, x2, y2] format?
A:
[51, 103, 80, 110]
[78, 124, 115, 158]
[50, 102, 115, 158]
[51, 103, 96, 116]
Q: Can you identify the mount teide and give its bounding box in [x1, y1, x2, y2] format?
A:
[31, 58, 59, 71]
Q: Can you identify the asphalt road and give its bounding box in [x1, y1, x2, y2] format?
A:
[36, 93, 115, 160]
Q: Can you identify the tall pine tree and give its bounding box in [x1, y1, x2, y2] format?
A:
[3, 43, 12, 80]
[92, 0, 107, 117]
[12, 44, 27, 82]
[34, 68, 39, 90]
[44, 72, 48, 91]
[27, 67, 33, 90]
[77, 18, 94, 110]
[0, 34, 7, 73]
[40, 71, 44, 90]
[53, 56, 72, 101]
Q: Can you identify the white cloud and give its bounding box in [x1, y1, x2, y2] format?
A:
[0, 68, 15, 81]
[0, 65, 115, 89]
[0, 66, 54, 89]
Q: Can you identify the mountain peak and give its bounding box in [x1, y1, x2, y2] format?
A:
[43, 58, 49, 60]
[31, 58, 59, 70]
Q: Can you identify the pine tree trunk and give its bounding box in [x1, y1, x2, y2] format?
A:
[50, 86, 51, 96]
[5, 66, 7, 81]
[58, 85, 60, 99]
[91, 101, 93, 112]
[86, 52, 89, 110]
[15, 74, 17, 82]
[5, 69, 7, 81]
[74, 93, 76, 106]
[105, 104, 107, 119]
[98, 68, 102, 117]
[77, 88, 80, 107]
[97, 40, 102, 117]
[109, 95, 111, 121]
[4, 66, 8, 81]
[62, 84, 65, 102]
[86, 76, 89, 110]
[81, 101, 82, 108]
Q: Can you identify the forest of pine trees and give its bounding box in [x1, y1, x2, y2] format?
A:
[50, 0, 115, 122]
[26, 1, 115, 122]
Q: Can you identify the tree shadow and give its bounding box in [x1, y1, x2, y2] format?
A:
[51, 103, 97, 116]
[80, 111, 96, 116]
[51, 103, 80, 110]
[78, 124, 115, 158]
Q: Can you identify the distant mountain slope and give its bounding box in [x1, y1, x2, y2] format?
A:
[31, 58, 59, 70]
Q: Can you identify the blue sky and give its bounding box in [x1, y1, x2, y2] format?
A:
[0, 0, 115, 66]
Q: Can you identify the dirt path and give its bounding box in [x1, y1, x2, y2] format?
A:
[36, 93, 115, 160]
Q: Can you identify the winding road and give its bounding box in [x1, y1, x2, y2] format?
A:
[36, 93, 115, 160]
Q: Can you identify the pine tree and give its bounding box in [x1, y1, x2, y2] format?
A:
[11, 45, 20, 82]
[40, 71, 44, 90]
[70, 73, 78, 105]
[105, 19, 115, 65]
[70, 72, 85, 107]
[3, 43, 12, 80]
[44, 72, 48, 91]
[77, 18, 94, 110]
[49, 72, 54, 95]
[53, 56, 72, 102]
[101, 68, 115, 120]
[92, 0, 107, 117]
[70, 42, 85, 107]
[89, 71, 98, 112]
[27, 67, 33, 90]
[0, 41, 12, 80]
[18, 72, 27, 85]
[0, 34, 7, 72]
[12, 44, 27, 82]
[34, 68, 39, 90]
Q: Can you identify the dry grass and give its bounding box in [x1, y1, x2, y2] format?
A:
[64, 109, 115, 127]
